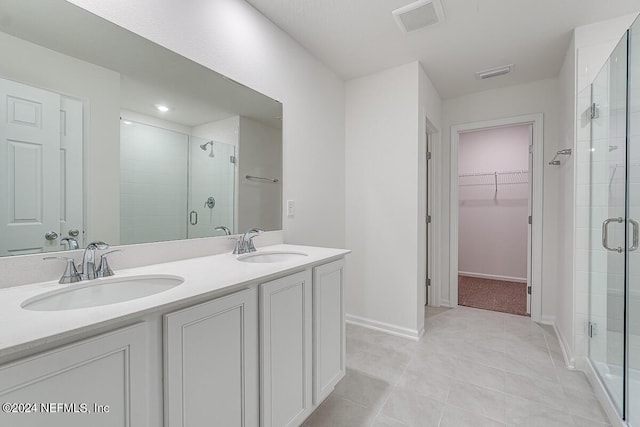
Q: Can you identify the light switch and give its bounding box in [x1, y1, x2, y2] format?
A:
[287, 200, 295, 217]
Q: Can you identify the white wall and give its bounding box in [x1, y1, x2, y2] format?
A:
[442, 79, 560, 317]
[68, 0, 345, 249]
[192, 116, 239, 147]
[0, 31, 121, 245]
[237, 117, 282, 232]
[345, 61, 441, 338]
[458, 125, 530, 281]
[555, 32, 577, 366]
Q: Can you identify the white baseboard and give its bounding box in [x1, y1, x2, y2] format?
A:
[345, 314, 423, 341]
[549, 320, 575, 369]
[458, 271, 527, 283]
[539, 314, 556, 325]
[440, 299, 452, 307]
[582, 357, 626, 427]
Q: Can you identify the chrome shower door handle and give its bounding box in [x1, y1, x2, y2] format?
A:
[602, 217, 624, 253]
[629, 219, 639, 252]
[189, 210, 198, 225]
[602, 217, 624, 254]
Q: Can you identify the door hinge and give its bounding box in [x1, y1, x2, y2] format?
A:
[588, 322, 598, 338]
[528, 215, 532, 225]
[426, 152, 432, 160]
[427, 214, 432, 224]
[426, 278, 431, 287]
[529, 144, 533, 154]
[590, 103, 600, 120]
[230, 155, 237, 164]
[527, 286, 532, 295]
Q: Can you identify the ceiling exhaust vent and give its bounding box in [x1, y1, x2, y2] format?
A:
[475, 64, 514, 80]
[392, 0, 445, 33]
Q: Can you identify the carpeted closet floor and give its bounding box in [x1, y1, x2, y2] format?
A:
[458, 275, 529, 316]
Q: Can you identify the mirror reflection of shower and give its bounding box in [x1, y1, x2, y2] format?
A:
[199, 140, 216, 158]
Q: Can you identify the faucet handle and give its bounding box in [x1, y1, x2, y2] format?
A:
[245, 228, 264, 252]
[43, 256, 81, 284]
[228, 237, 242, 254]
[97, 250, 121, 278]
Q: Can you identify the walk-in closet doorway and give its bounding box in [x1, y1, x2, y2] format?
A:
[450, 114, 544, 321]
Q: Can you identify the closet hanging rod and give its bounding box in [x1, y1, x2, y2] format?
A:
[548, 148, 572, 165]
[246, 175, 279, 183]
[458, 170, 528, 177]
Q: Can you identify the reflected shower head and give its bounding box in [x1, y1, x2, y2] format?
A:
[199, 141, 215, 157]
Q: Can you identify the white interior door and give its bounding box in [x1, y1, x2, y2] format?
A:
[0, 77, 61, 255]
[60, 97, 83, 247]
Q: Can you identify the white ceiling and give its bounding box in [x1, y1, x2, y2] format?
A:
[245, 0, 640, 99]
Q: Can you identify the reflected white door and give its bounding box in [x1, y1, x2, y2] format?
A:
[60, 97, 83, 247]
[0, 78, 60, 255]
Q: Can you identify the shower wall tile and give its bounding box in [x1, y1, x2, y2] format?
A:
[120, 121, 189, 245]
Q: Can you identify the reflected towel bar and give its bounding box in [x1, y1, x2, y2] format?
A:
[549, 148, 572, 165]
[246, 175, 279, 183]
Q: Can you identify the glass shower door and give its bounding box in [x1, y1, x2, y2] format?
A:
[588, 32, 628, 417]
[187, 137, 236, 238]
[627, 15, 640, 427]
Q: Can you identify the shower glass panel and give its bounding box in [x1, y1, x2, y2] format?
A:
[120, 120, 189, 245]
[188, 137, 236, 238]
[628, 15, 640, 426]
[588, 33, 628, 417]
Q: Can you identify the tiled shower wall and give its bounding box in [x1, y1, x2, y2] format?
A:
[120, 121, 189, 245]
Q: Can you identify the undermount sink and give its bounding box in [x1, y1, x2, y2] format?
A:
[21, 275, 184, 311]
[237, 251, 308, 263]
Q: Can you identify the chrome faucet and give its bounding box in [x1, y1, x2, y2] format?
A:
[231, 228, 264, 254]
[80, 241, 109, 280]
[215, 225, 231, 235]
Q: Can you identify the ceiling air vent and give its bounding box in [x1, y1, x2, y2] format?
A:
[392, 0, 445, 33]
[475, 64, 514, 80]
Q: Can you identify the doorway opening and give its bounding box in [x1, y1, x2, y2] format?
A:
[449, 114, 543, 321]
[457, 124, 531, 316]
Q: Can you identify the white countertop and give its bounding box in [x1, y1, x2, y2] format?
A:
[0, 244, 349, 359]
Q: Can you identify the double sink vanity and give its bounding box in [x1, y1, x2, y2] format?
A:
[0, 243, 349, 427]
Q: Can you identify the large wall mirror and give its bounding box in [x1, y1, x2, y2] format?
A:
[0, 0, 283, 256]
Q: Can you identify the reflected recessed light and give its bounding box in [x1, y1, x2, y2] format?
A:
[122, 120, 132, 125]
[156, 104, 170, 112]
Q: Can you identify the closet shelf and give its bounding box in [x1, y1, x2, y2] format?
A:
[458, 170, 528, 198]
[458, 170, 528, 186]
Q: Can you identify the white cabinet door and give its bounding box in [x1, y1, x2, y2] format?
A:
[312, 259, 346, 405]
[0, 77, 61, 256]
[164, 288, 259, 427]
[0, 324, 149, 427]
[260, 270, 313, 427]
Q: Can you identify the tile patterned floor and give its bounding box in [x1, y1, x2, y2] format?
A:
[304, 306, 610, 427]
